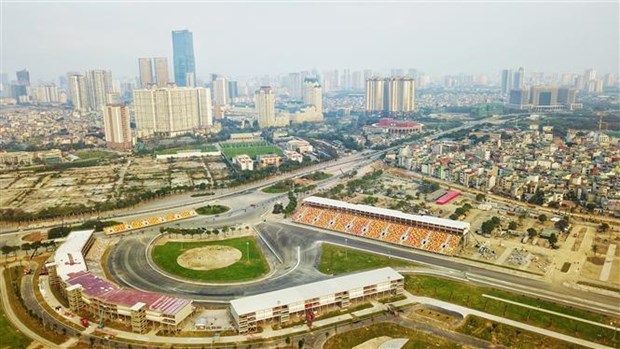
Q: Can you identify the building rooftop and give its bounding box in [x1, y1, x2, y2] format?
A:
[54, 229, 93, 281]
[230, 267, 403, 316]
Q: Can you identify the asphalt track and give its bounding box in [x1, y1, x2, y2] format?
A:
[107, 219, 620, 317]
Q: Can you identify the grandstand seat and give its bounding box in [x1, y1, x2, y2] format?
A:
[349, 218, 369, 235]
[365, 219, 388, 239]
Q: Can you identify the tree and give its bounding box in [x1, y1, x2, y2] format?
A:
[555, 219, 569, 232]
[548, 233, 558, 248]
[508, 221, 518, 230]
[592, 245, 598, 255]
[527, 228, 538, 237]
[538, 214, 547, 223]
[599, 223, 610, 232]
[475, 193, 486, 202]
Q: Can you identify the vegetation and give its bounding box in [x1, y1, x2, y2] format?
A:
[418, 180, 440, 194]
[318, 243, 417, 275]
[77, 219, 122, 232]
[0, 304, 31, 349]
[405, 275, 619, 347]
[475, 193, 486, 202]
[47, 226, 72, 239]
[155, 144, 218, 155]
[151, 237, 269, 282]
[324, 322, 463, 349]
[458, 315, 585, 349]
[450, 203, 472, 220]
[195, 205, 229, 215]
[480, 216, 501, 235]
[283, 191, 298, 215]
[262, 180, 293, 193]
[220, 141, 283, 158]
[301, 171, 332, 181]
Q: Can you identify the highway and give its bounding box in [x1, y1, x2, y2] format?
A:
[0, 115, 505, 236]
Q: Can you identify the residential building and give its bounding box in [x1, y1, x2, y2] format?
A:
[102, 104, 132, 151]
[133, 85, 212, 138]
[213, 76, 229, 106]
[365, 77, 415, 114]
[172, 29, 196, 87]
[68, 74, 90, 112]
[16, 69, 30, 86]
[284, 150, 303, 163]
[530, 85, 558, 106]
[255, 86, 276, 128]
[288, 72, 302, 100]
[154, 57, 169, 87]
[233, 154, 254, 171]
[501, 69, 513, 95]
[303, 77, 323, 114]
[513, 67, 525, 89]
[257, 154, 281, 168]
[228, 80, 239, 102]
[138, 58, 154, 87]
[85, 69, 113, 111]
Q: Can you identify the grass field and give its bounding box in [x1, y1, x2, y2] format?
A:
[458, 316, 586, 349]
[220, 141, 283, 158]
[261, 181, 291, 193]
[152, 237, 269, 282]
[195, 205, 230, 215]
[74, 150, 113, 160]
[323, 322, 463, 349]
[0, 305, 31, 349]
[318, 243, 417, 275]
[405, 275, 619, 348]
[156, 145, 219, 155]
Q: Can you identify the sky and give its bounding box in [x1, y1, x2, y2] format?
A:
[2, 1, 619, 83]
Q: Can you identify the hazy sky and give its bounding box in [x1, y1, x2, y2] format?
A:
[2, 1, 619, 82]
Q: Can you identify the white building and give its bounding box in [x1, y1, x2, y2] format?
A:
[230, 268, 404, 333]
[134, 85, 212, 138]
[68, 74, 90, 112]
[233, 154, 254, 171]
[213, 76, 229, 106]
[255, 86, 276, 128]
[284, 150, 303, 163]
[303, 77, 323, 115]
[85, 69, 113, 111]
[287, 139, 313, 154]
[102, 104, 132, 151]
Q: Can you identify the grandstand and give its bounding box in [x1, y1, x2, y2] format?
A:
[104, 210, 198, 235]
[292, 196, 469, 255]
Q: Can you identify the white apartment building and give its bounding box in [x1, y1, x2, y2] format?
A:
[102, 104, 133, 151]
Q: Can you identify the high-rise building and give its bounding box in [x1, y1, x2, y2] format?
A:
[365, 77, 415, 114]
[288, 72, 302, 100]
[390, 68, 404, 77]
[213, 76, 229, 106]
[513, 67, 525, 89]
[585, 68, 596, 81]
[102, 104, 133, 151]
[351, 71, 364, 90]
[228, 80, 239, 102]
[154, 58, 169, 87]
[501, 69, 513, 95]
[530, 86, 558, 106]
[255, 86, 276, 128]
[16, 69, 30, 86]
[509, 89, 529, 106]
[342, 69, 351, 90]
[133, 86, 212, 137]
[85, 70, 113, 111]
[33, 84, 59, 104]
[68, 74, 90, 112]
[172, 30, 196, 87]
[365, 77, 386, 112]
[557, 87, 577, 105]
[363, 69, 373, 82]
[303, 78, 323, 114]
[138, 58, 154, 87]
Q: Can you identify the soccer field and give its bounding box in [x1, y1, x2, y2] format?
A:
[220, 142, 283, 158]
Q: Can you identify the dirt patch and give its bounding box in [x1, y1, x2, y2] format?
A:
[22, 232, 45, 242]
[587, 256, 606, 266]
[177, 246, 241, 270]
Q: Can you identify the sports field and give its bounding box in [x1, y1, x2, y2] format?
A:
[151, 237, 269, 282]
[220, 141, 283, 158]
[156, 144, 219, 155]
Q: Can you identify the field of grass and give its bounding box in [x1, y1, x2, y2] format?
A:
[152, 237, 269, 282]
[156, 145, 218, 155]
[262, 181, 292, 193]
[405, 275, 619, 347]
[0, 305, 31, 349]
[318, 243, 417, 275]
[458, 316, 586, 349]
[74, 150, 113, 160]
[302, 171, 333, 181]
[220, 141, 283, 158]
[323, 322, 463, 349]
[195, 205, 229, 215]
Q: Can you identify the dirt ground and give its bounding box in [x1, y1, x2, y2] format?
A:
[22, 232, 46, 242]
[177, 246, 241, 270]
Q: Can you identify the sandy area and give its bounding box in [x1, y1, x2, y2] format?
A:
[177, 246, 241, 270]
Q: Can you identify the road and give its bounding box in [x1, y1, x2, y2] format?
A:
[0, 115, 505, 237]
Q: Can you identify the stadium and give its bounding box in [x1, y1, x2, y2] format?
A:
[292, 196, 470, 255]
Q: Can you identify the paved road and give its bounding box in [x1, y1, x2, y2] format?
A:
[106, 220, 620, 318]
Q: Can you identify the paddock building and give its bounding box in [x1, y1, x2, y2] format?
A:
[230, 267, 404, 333]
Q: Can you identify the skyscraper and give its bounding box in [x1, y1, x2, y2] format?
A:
[228, 80, 239, 102]
[172, 30, 196, 87]
[255, 86, 276, 128]
[213, 76, 229, 106]
[85, 70, 113, 111]
[557, 87, 577, 105]
[133, 86, 212, 137]
[530, 85, 558, 106]
[138, 58, 154, 87]
[103, 104, 133, 151]
[303, 78, 323, 115]
[513, 67, 525, 89]
[365, 77, 415, 114]
[288, 72, 302, 100]
[154, 58, 170, 87]
[501, 69, 513, 95]
[68, 73, 89, 112]
[16, 69, 30, 86]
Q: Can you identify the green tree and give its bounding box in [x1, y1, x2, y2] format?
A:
[475, 193, 486, 202]
[599, 223, 610, 232]
[548, 233, 558, 247]
[538, 214, 547, 223]
[508, 221, 518, 230]
[527, 228, 538, 237]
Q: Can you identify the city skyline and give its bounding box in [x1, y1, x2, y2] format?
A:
[2, 2, 618, 82]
